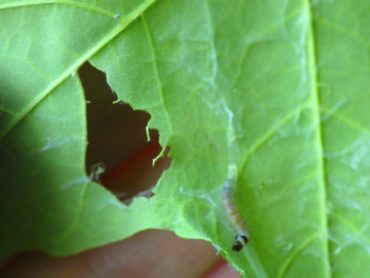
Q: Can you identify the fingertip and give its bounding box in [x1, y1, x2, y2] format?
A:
[203, 261, 240, 278]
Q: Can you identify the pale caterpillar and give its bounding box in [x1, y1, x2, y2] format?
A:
[223, 165, 249, 251]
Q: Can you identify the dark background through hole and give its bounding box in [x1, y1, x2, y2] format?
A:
[79, 63, 171, 201]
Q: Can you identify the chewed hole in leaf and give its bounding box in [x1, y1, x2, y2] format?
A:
[79, 63, 171, 203]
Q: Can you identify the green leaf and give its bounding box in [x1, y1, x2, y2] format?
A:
[1, 0, 370, 277]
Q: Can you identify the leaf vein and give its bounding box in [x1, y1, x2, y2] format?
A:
[232, 8, 303, 89]
[0, 0, 114, 17]
[319, 18, 370, 50]
[305, 0, 331, 275]
[54, 182, 89, 242]
[239, 103, 309, 172]
[331, 213, 370, 246]
[140, 14, 173, 136]
[321, 107, 370, 136]
[277, 233, 319, 278]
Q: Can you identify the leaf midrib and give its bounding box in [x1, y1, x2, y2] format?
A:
[0, 0, 157, 140]
[304, 0, 331, 276]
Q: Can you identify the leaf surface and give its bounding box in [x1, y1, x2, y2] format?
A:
[1, 0, 370, 277]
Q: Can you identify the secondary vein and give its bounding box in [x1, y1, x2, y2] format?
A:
[0, 0, 114, 17]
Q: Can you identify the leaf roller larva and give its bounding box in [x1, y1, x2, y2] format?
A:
[223, 165, 249, 251]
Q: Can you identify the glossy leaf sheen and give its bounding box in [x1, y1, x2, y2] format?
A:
[1, 0, 369, 277]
